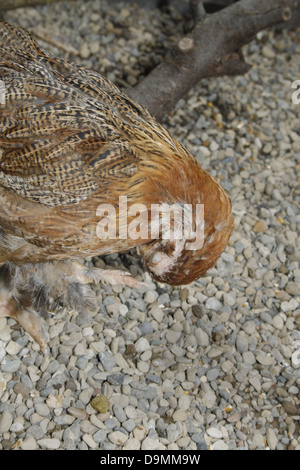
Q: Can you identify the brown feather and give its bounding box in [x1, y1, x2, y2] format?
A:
[0, 21, 233, 294]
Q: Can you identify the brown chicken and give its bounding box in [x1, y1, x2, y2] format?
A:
[0, 22, 233, 353]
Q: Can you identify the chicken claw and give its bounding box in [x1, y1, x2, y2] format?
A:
[0, 288, 49, 355]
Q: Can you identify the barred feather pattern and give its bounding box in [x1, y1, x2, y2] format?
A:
[0, 21, 234, 296]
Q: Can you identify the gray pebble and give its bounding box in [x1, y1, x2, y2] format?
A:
[99, 351, 116, 371]
[236, 334, 249, 353]
[1, 357, 21, 373]
[202, 390, 217, 408]
[112, 404, 127, 423]
[93, 429, 107, 443]
[205, 298, 222, 311]
[34, 403, 50, 417]
[139, 321, 154, 335]
[135, 337, 150, 353]
[107, 374, 126, 385]
[122, 419, 136, 432]
[206, 368, 219, 381]
[212, 440, 229, 450]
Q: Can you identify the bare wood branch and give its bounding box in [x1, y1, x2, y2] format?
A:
[127, 0, 300, 121]
[0, 0, 73, 10]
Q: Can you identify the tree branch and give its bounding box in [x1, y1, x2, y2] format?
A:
[127, 0, 300, 120]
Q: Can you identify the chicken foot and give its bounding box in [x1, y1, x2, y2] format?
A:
[0, 286, 49, 354]
[1, 260, 144, 354]
[70, 262, 145, 289]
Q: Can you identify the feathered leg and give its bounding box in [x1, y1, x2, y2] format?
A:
[2, 260, 144, 352]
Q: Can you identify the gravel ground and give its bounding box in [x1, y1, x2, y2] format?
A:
[0, 0, 299, 451]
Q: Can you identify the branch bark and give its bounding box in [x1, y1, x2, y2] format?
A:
[127, 0, 300, 120]
[0, 0, 73, 10]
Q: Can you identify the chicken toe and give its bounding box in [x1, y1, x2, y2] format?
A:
[0, 289, 49, 354]
[72, 264, 145, 289]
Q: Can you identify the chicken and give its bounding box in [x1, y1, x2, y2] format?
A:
[0, 21, 234, 353]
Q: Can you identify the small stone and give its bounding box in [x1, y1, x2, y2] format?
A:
[272, 314, 284, 330]
[221, 360, 234, 373]
[89, 41, 100, 55]
[172, 409, 187, 422]
[0, 340, 5, 362]
[139, 322, 154, 335]
[256, 353, 274, 366]
[149, 308, 164, 323]
[91, 394, 110, 413]
[226, 411, 240, 423]
[46, 394, 63, 409]
[125, 406, 138, 420]
[37, 438, 61, 450]
[253, 220, 267, 233]
[107, 374, 126, 386]
[35, 403, 50, 417]
[99, 351, 115, 371]
[144, 290, 158, 304]
[207, 427, 223, 439]
[93, 429, 107, 443]
[141, 437, 160, 450]
[223, 293, 236, 306]
[124, 344, 136, 359]
[11, 420, 24, 433]
[108, 431, 128, 446]
[165, 330, 181, 344]
[252, 431, 265, 448]
[206, 368, 219, 381]
[243, 351, 256, 365]
[112, 404, 126, 423]
[82, 434, 97, 449]
[54, 415, 75, 426]
[133, 425, 146, 441]
[122, 438, 141, 450]
[281, 299, 299, 313]
[249, 375, 261, 393]
[137, 360, 150, 373]
[202, 390, 217, 409]
[0, 410, 13, 433]
[1, 357, 21, 373]
[191, 432, 205, 444]
[211, 440, 229, 450]
[67, 407, 88, 419]
[285, 282, 300, 296]
[266, 428, 278, 450]
[135, 337, 150, 353]
[123, 419, 136, 432]
[207, 346, 223, 358]
[262, 45, 275, 58]
[5, 340, 21, 355]
[195, 328, 209, 347]
[282, 400, 298, 416]
[291, 350, 300, 369]
[205, 297, 222, 311]
[191, 304, 205, 317]
[79, 43, 90, 59]
[21, 436, 38, 450]
[177, 394, 191, 411]
[236, 334, 248, 353]
[14, 382, 30, 398]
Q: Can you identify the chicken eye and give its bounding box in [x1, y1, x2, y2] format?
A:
[151, 253, 161, 265]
